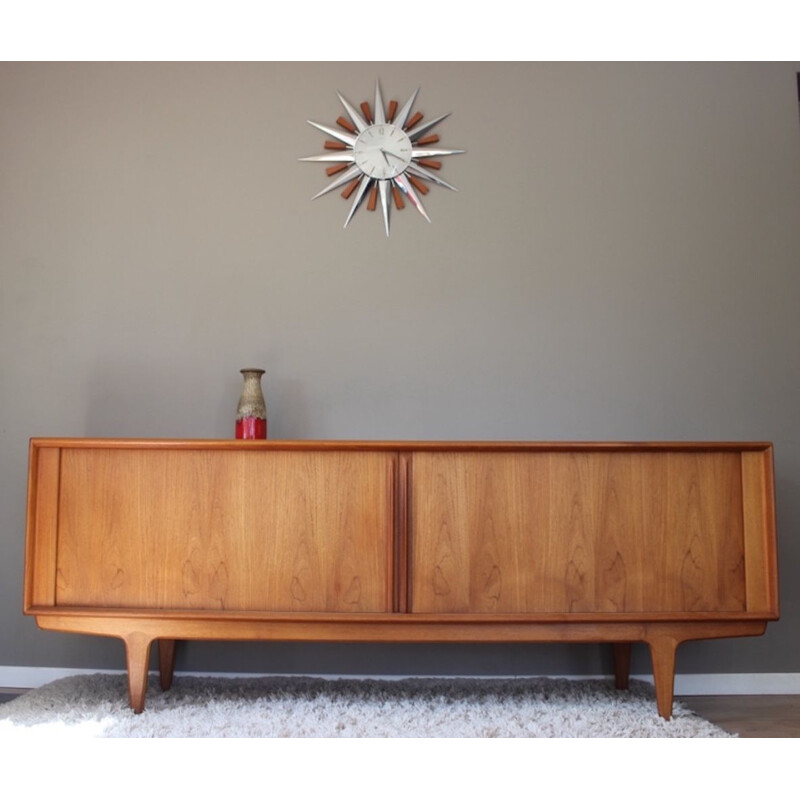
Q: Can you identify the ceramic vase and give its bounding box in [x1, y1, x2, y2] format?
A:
[235, 368, 267, 439]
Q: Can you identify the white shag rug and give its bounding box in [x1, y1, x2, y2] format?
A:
[0, 674, 733, 738]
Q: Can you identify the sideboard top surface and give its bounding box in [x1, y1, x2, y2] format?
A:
[28, 437, 774, 453]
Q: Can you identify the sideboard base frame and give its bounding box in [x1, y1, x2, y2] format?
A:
[34, 611, 767, 718]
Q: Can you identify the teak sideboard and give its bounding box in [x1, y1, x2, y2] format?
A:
[23, 438, 779, 718]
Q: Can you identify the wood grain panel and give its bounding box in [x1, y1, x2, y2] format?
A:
[661, 452, 746, 612]
[409, 451, 747, 614]
[55, 449, 394, 612]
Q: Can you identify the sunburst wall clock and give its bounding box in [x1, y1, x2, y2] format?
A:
[300, 81, 465, 236]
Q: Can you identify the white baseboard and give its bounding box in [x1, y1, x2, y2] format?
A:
[2, 665, 800, 695]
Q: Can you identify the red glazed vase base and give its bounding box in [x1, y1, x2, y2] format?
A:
[235, 417, 267, 440]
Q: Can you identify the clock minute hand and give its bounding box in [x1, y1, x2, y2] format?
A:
[381, 148, 406, 163]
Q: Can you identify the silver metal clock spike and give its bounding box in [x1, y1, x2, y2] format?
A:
[411, 147, 466, 158]
[344, 176, 372, 228]
[305, 120, 356, 147]
[337, 92, 369, 133]
[373, 81, 386, 125]
[311, 164, 362, 200]
[378, 180, 391, 236]
[394, 173, 431, 223]
[406, 112, 451, 141]
[392, 88, 419, 130]
[298, 152, 356, 164]
[406, 163, 459, 192]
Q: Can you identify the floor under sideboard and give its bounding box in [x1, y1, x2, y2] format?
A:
[1, 689, 798, 737]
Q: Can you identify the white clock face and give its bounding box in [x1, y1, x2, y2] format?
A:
[353, 124, 412, 180]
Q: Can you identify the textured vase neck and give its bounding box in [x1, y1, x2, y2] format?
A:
[237, 369, 266, 419]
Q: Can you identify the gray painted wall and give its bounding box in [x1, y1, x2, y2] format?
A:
[2, 62, 799, 680]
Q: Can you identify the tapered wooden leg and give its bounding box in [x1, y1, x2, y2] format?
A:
[648, 636, 678, 720]
[123, 632, 153, 714]
[158, 638, 176, 691]
[612, 643, 632, 690]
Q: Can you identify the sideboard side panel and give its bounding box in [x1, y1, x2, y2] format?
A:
[741, 448, 779, 615]
[24, 444, 61, 610]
